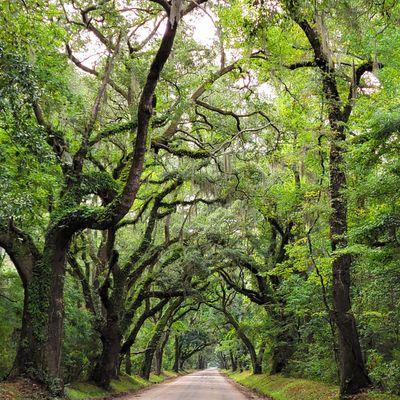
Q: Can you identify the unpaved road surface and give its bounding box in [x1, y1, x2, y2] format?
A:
[121, 369, 261, 400]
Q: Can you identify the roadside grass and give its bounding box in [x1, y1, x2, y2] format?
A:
[65, 371, 180, 400]
[226, 371, 400, 400]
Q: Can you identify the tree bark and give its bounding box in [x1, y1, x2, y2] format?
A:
[173, 335, 181, 373]
[140, 299, 182, 380]
[329, 138, 372, 395]
[12, 288, 32, 375]
[223, 308, 262, 374]
[154, 330, 170, 375]
[125, 348, 132, 375]
[19, 232, 70, 394]
[197, 354, 206, 370]
[285, 5, 373, 395]
[0, 222, 37, 377]
[229, 350, 237, 372]
[270, 312, 294, 374]
[154, 347, 163, 376]
[90, 321, 122, 388]
[90, 264, 125, 389]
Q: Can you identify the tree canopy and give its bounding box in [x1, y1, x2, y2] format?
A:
[1, 0, 400, 399]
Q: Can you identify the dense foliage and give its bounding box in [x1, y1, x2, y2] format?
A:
[1, 0, 400, 399]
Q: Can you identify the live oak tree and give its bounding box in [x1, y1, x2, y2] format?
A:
[282, 1, 379, 394]
[209, 285, 268, 374]
[68, 170, 221, 387]
[0, 0, 208, 393]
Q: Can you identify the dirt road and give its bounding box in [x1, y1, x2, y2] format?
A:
[121, 369, 257, 400]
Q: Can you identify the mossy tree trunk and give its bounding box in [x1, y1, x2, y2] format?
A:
[154, 330, 170, 375]
[197, 354, 206, 370]
[286, 4, 373, 395]
[270, 311, 295, 374]
[90, 264, 126, 389]
[0, 222, 38, 378]
[229, 350, 237, 372]
[14, 14, 179, 393]
[125, 348, 132, 376]
[222, 306, 263, 374]
[16, 230, 70, 394]
[173, 335, 182, 373]
[140, 299, 182, 380]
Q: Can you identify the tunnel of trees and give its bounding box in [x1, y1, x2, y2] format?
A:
[1, 0, 400, 399]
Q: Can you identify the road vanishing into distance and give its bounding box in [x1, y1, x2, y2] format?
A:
[120, 369, 262, 400]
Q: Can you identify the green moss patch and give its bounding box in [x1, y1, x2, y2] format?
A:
[66, 371, 180, 400]
[65, 382, 109, 400]
[226, 371, 400, 400]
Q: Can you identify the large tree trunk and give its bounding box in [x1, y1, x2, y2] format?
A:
[329, 138, 371, 395]
[271, 343, 289, 374]
[0, 223, 43, 381]
[270, 312, 295, 374]
[223, 309, 262, 374]
[91, 266, 125, 389]
[197, 354, 206, 370]
[285, 6, 374, 396]
[125, 348, 132, 376]
[154, 348, 163, 376]
[229, 350, 237, 372]
[19, 233, 69, 395]
[252, 357, 262, 375]
[141, 331, 162, 379]
[238, 330, 261, 374]
[90, 321, 122, 388]
[140, 299, 181, 380]
[154, 330, 169, 375]
[256, 341, 266, 372]
[173, 335, 181, 373]
[11, 286, 32, 375]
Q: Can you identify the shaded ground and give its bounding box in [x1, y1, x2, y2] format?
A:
[119, 369, 263, 400]
[65, 372, 179, 400]
[0, 372, 179, 400]
[0, 378, 53, 400]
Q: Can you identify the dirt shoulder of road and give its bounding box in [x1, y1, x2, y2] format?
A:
[0, 378, 54, 400]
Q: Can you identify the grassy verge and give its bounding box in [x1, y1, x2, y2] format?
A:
[65, 371, 180, 400]
[226, 371, 400, 400]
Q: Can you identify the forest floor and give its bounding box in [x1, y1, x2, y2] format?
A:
[226, 371, 400, 400]
[0, 371, 181, 400]
[65, 371, 181, 400]
[0, 377, 54, 400]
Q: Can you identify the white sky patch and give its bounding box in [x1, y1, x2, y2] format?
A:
[235, 70, 277, 102]
[257, 82, 277, 101]
[360, 71, 381, 95]
[70, 7, 218, 69]
[187, 13, 217, 46]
